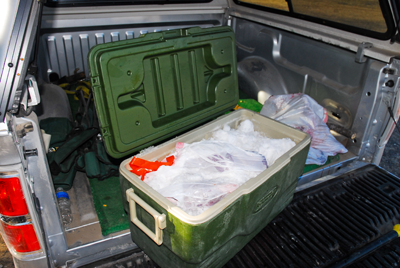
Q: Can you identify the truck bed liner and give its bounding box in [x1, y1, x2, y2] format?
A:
[350, 238, 400, 267]
[225, 164, 400, 268]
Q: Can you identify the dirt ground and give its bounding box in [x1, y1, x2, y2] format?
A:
[0, 235, 13, 268]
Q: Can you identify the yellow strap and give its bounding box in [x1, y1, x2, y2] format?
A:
[61, 81, 93, 100]
[393, 224, 400, 236]
[76, 85, 90, 98]
[59, 83, 69, 88]
[64, 90, 75, 95]
[81, 80, 91, 87]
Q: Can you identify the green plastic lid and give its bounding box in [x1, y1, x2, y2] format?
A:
[88, 26, 239, 158]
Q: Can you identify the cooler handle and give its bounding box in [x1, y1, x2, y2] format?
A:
[126, 188, 167, 245]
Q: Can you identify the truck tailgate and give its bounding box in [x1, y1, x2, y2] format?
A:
[225, 164, 400, 267]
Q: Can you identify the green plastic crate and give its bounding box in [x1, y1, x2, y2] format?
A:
[88, 26, 238, 159]
[120, 109, 310, 268]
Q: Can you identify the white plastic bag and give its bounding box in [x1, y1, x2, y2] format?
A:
[211, 120, 296, 166]
[260, 93, 347, 165]
[144, 140, 268, 216]
[160, 181, 238, 216]
[178, 141, 268, 172]
[143, 120, 296, 216]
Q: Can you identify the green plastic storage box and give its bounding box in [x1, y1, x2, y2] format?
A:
[88, 26, 238, 159]
[120, 109, 310, 268]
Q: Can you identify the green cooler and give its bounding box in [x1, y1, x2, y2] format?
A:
[88, 26, 311, 268]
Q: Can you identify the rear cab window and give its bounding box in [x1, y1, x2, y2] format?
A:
[45, 0, 212, 6]
[234, 0, 395, 39]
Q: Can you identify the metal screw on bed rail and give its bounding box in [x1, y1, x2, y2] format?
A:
[385, 80, 395, 87]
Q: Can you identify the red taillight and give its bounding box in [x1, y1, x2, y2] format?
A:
[0, 177, 29, 216]
[1, 221, 41, 252]
[0, 174, 41, 254]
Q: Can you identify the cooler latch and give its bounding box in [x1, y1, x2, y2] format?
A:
[126, 188, 166, 245]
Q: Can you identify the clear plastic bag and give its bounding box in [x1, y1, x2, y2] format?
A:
[210, 120, 296, 166]
[143, 120, 296, 216]
[160, 181, 238, 216]
[260, 93, 347, 165]
[177, 141, 268, 172]
[144, 140, 268, 216]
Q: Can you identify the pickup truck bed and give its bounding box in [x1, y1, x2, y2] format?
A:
[2, 1, 400, 267]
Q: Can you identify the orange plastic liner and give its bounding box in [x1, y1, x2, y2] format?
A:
[129, 156, 175, 180]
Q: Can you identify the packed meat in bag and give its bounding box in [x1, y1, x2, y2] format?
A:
[144, 140, 268, 216]
[142, 120, 296, 216]
[260, 93, 347, 165]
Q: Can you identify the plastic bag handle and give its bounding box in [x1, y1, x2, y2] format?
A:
[126, 188, 166, 245]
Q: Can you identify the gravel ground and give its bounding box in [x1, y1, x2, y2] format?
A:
[0, 235, 13, 268]
[1, 130, 399, 267]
